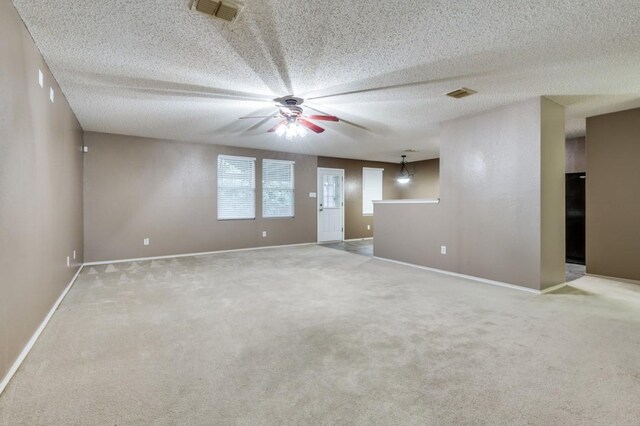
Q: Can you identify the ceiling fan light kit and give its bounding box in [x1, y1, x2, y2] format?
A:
[240, 96, 339, 139]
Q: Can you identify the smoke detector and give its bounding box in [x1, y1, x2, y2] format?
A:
[192, 0, 244, 23]
[404, 148, 418, 153]
[446, 87, 477, 99]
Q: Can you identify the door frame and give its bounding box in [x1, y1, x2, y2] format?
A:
[317, 167, 345, 243]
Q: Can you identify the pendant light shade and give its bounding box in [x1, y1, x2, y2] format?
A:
[397, 155, 413, 184]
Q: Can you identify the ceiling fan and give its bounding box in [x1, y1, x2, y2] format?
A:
[239, 96, 339, 138]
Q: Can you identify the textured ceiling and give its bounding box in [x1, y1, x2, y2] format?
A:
[12, 0, 640, 161]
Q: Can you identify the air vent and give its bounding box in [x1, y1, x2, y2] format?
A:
[195, 0, 220, 15]
[446, 87, 477, 99]
[193, 0, 244, 22]
[216, 2, 239, 21]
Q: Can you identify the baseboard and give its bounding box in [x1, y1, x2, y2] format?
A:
[343, 237, 373, 242]
[0, 265, 84, 396]
[83, 242, 317, 266]
[539, 282, 569, 294]
[585, 273, 640, 286]
[372, 256, 543, 294]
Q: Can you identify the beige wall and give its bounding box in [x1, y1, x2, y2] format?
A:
[84, 132, 318, 262]
[0, 1, 84, 383]
[374, 98, 565, 291]
[540, 98, 567, 288]
[586, 108, 640, 282]
[566, 137, 586, 173]
[317, 157, 403, 240]
[398, 159, 440, 199]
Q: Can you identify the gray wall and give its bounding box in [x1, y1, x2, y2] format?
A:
[586, 108, 640, 282]
[566, 137, 586, 173]
[0, 1, 84, 383]
[399, 159, 440, 200]
[374, 98, 565, 291]
[84, 132, 318, 262]
[540, 98, 567, 288]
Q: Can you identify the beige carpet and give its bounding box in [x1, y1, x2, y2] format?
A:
[1, 245, 639, 425]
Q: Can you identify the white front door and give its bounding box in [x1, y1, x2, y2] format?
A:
[317, 168, 344, 242]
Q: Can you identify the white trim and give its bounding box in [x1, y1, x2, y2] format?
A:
[373, 199, 440, 204]
[83, 242, 316, 266]
[0, 265, 84, 396]
[372, 256, 542, 294]
[344, 237, 373, 242]
[317, 167, 345, 243]
[362, 167, 384, 171]
[218, 154, 256, 161]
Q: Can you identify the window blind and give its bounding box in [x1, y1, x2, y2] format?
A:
[217, 155, 256, 220]
[263, 159, 295, 218]
[362, 167, 383, 215]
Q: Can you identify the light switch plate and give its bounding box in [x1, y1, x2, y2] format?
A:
[309, 192, 317, 198]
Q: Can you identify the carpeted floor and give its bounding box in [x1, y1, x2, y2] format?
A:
[1, 245, 639, 425]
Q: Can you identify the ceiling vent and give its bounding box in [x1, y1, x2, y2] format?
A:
[192, 0, 244, 22]
[446, 88, 477, 99]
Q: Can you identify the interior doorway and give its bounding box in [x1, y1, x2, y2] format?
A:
[566, 172, 586, 265]
[317, 168, 344, 242]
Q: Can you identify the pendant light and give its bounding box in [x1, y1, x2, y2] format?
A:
[397, 155, 413, 184]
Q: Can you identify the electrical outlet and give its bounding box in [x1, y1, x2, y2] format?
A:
[440, 245, 447, 255]
[73, 250, 76, 260]
[367, 225, 371, 230]
[66, 256, 70, 267]
[262, 231, 267, 238]
[143, 238, 150, 246]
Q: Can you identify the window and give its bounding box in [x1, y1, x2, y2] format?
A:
[217, 155, 256, 220]
[362, 167, 383, 215]
[263, 159, 295, 218]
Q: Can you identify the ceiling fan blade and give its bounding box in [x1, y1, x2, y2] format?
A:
[305, 105, 371, 132]
[306, 115, 339, 122]
[298, 118, 325, 133]
[268, 120, 287, 133]
[239, 115, 277, 119]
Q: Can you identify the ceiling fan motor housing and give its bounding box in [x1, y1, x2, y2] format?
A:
[278, 96, 304, 106]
